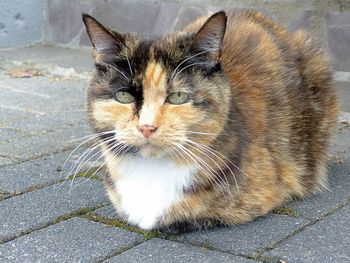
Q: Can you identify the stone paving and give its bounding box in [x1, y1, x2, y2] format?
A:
[0, 46, 349, 262]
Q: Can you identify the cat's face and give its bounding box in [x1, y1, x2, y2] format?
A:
[83, 13, 230, 159]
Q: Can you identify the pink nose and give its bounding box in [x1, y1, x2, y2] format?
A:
[137, 124, 157, 139]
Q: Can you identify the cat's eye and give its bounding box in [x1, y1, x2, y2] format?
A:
[167, 92, 190, 105]
[114, 91, 135, 104]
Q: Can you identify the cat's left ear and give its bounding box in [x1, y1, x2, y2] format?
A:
[189, 11, 227, 64]
[82, 14, 124, 64]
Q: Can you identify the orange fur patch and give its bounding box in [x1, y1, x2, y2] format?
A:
[143, 61, 167, 102]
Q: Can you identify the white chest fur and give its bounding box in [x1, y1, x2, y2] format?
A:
[115, 156, 195, 230]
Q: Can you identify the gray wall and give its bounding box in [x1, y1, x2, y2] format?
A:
[44, 0, 350, 47]
[0, 0, 349, 71]
[0, 0, 45, 48]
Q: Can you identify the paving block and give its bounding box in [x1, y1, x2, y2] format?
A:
[0, 192, 10, 201]
[0, 107, 34, 124]
[0, 178, 108, 243]
[287, 116, 350, 220]
[0, 147, 102, 193]
[0, 73, 86, 96]
[331, 119, 350, 157]
[0, 128, 29, 144]
[0, 217, 143, 263]
[106, 238, 256, 263]
[0, 76, 86, 116]
[18, 79, 87, 101]
[335, 71, 350, 82]
[287, 161, 350, 220]
[336, 81, 350, 112]
[0, 75, 52, 97]
[266, 204, 350, 262]
[94, 204, 120, 220]
[0, 88, 84, 115]
[0, 123, 92, 161]
[326, 11, 350, 72]
[177, 214, 307, 256]
[45, 110, 88, 127]
[0, 157, 16, 167]
[5, 111, 87, 133]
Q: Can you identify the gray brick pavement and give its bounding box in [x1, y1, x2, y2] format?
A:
[0, 89, 83, 114]
[266, 204, 350, 262]
[0, 148, 101, 194]
[0, 124, 91, 162]
[0, 218, 143, 263]
[178, 214, 308, 256]
[337, 82, 350, 112]
[0, 76, 88, 102]
[94, 204, 120, 220]
[0, 178, 108, 243]
[0, 107, 36, 127]
[4, 111, 87, 133]
[287, 161, 350, 220]
[0, 128, 29, 144]
[106, 238, 256, 263]
[0, 157, 16, 167]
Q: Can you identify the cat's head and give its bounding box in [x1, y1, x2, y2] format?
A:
[83, 12, 231, 159]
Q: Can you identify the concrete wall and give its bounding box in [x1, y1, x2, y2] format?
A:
[44, 0, 350, 47]
[43, 0, 350, 71]
[0, 0, 45, 48]
[0, 0, 349, 71]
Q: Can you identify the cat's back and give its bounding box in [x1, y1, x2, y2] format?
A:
[221, 9, 338, 137]
[186, 9, 339, 194]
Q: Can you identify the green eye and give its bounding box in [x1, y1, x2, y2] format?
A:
[167, 92, 190, 105]
[114, 91, 135, 104]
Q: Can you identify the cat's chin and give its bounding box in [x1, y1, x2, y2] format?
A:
[138, 144, 167, 158]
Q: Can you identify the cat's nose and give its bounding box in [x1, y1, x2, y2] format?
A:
[137, 124, 157, 139]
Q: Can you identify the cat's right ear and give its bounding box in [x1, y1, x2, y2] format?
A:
[189, 11, 227, 64]
[82, 14, 124, 64]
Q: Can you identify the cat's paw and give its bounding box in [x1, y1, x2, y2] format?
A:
[158, 221, 198, 235]
[158, 220, 220, 235]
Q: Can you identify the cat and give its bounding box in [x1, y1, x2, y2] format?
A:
[82, 9, 339, 234]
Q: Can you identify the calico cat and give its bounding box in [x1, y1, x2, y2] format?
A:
[82, 9, 338, 233]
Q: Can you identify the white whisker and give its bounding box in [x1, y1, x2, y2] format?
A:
[171, 51, 209, 79]
[181, 141, 232, 195]
[58, 131, 115, 186]
[172, 62, 214, 81]
[184, 139, 241, 195]
[64, 131, 114, 143]
[75, 142, 128, 187]
[98, 61, 129, 81]
[126, 48, 133, 76]
[173, 143, 229, 196]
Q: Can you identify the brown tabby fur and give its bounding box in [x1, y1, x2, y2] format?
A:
[83, 9, 339, 233]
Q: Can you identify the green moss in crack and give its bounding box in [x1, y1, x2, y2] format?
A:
[115, 245, 137, 255]
[143, 230, 166, 241]
[83, 213, 167, 240]
[272, 207, 299, 217]
[200, 241, 215, 250]
[52, 205, 104, 225]
[260, 256, 286, 263]
[66, 168, 101, 181]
